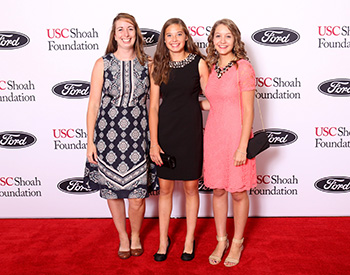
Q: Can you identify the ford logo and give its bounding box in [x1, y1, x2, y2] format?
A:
[57, 177, 98, 194]
[141, 28, 160, 47]
[251, 28, 300, 46]
[318, 78, 350, 97]
[315, 176, 350, 193]
[52, 81, 90, 98]
[0, 131, 37, 149]
[0, 31, 30, 50]
[198, 177, 213, 193]
[256, 128, 297, 146]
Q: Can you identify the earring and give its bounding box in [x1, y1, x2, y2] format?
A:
[214, 49, 218, 55]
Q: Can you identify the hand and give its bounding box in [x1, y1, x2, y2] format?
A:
[150, 144, 164, 166]
[87, 142, 98, 164]
[199, 99, 210, 111]
[234, 149, 247, 166]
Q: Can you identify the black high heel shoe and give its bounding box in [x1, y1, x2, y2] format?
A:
[181, 240, 195, 261]
[153, 236, 171, 262]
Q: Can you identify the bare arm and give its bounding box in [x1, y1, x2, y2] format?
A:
[234, 89, 255, 166]
[198, 58, 210, 111]
[148, 65, 164, 166]
[198, 58, 209, 95]
[86, 58, 104, 164]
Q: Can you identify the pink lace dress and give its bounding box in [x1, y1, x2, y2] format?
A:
[203, 59, 257, 193]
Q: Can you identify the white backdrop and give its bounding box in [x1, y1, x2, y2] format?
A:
[1, 0, 349, 218]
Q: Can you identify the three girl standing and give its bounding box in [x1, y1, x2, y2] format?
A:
[85, 13, 257, 267]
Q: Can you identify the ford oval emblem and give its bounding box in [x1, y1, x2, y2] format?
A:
[0, 131, 37, 149]
[141, 28, 160, 47]
[318, 79, 350, 97]
[57, 177, 99, 194]
[0, 31, 30, 50]
[198, 177, 213, 193]
[256, 128, 298, 147]
[315, 176, 350, 193]
[252, 28, 300, 46]
[52, 81, 90, 99]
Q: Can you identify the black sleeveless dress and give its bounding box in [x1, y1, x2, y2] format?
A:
[157, 54, 203, 180]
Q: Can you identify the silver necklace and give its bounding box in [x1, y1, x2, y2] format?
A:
[169, 53, 196, 68]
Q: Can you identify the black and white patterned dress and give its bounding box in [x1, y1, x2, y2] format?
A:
[84, 53, 158, 199]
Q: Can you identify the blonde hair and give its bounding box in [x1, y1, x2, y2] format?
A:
[206, 19, 248, 70]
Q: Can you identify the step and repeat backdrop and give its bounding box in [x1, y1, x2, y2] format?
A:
[1, 0, 349, 218]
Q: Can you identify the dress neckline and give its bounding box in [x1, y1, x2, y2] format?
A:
[169, 53, 196, 68]
[111, 53, 137, 62]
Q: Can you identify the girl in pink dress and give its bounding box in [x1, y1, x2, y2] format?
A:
[202, 19, 257, 267]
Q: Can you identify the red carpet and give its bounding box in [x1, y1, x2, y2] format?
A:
[1, 217, 349, 275]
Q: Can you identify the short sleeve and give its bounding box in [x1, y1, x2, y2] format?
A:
[238, 60, 256, 92]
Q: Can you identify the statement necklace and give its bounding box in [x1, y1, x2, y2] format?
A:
[169, 53, 196, 68]
[214, 60, 235, 79]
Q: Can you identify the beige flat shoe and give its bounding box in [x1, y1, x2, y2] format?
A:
[224, 237, 244, 267]
[208, 235, 229, 265]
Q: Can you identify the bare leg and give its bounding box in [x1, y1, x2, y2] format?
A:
[182, 180, 199, 253]
[209, 189, 228, 263]
[157, 178, 174, 254]
[107, 199, 129, 251]
[128, 198, 145, 249]
[226, 191, 249, 263]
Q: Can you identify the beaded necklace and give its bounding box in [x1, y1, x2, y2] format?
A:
[169, 53, 196, 68]
[214, 60, 235, 79]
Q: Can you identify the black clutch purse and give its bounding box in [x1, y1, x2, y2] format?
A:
[236, 65, 270, 160]
[160, 153, 176, 169]
[246, 131, 270, 159]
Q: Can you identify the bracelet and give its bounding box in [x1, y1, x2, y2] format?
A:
[150, 144, 158, 148]
[236, 149, 246, 155]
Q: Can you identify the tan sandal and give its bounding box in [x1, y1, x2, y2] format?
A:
[208, 235, 229, 265]
[224, 238, 244, 267]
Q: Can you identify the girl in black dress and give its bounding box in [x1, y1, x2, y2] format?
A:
[149, 18, 209, 261]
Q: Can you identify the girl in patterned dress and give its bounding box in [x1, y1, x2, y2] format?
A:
[84, 13, 157, 259]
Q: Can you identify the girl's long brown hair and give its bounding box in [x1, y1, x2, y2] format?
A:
[105, 13, 147, 66]
[152, 18, 202, 85]
[206, 19, 248, 71]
